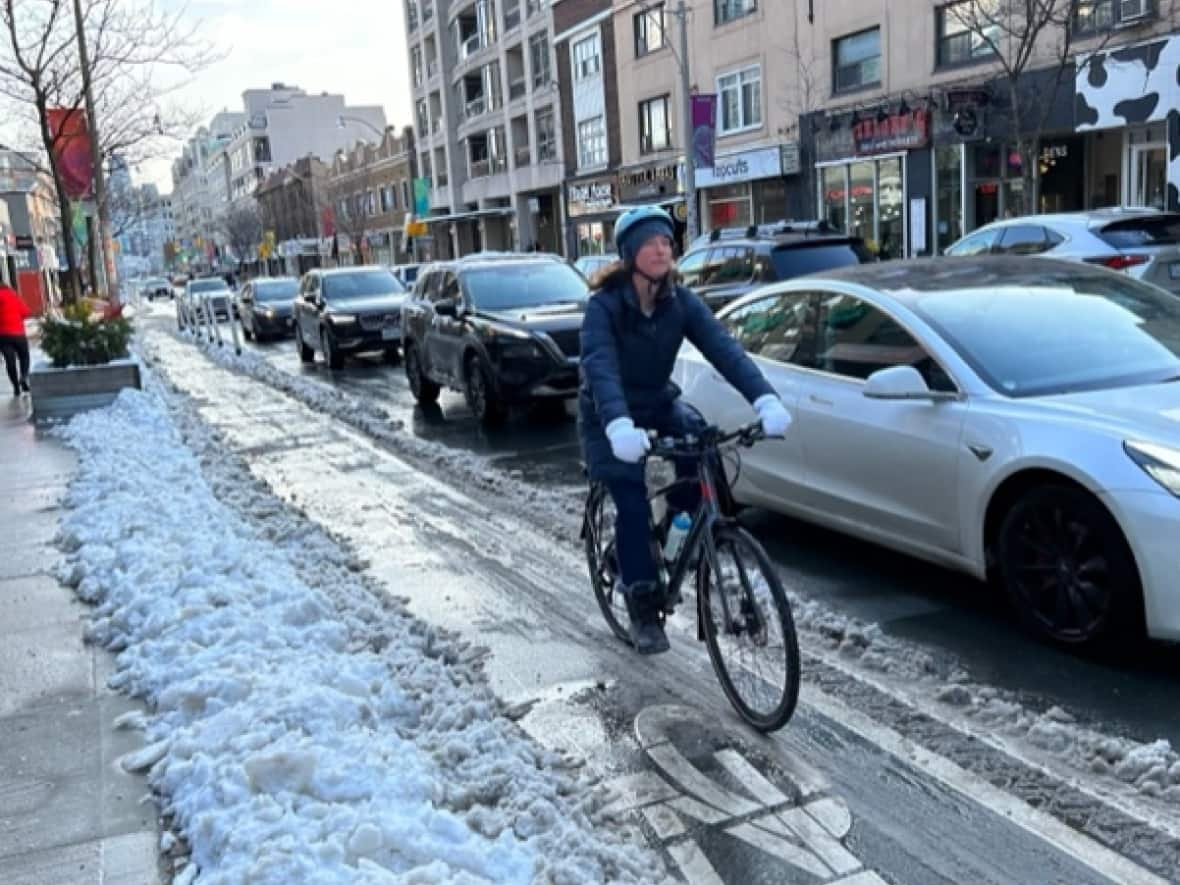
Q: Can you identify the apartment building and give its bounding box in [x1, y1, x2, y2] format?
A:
[609, 0, 1179, 258]
[170, 111, 244, 263]
[326, 127, 418, 266]
[404, 0, 565, 257]
[256, 156, 332, 275]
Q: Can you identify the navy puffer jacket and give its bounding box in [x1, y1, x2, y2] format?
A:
[578, 274, 773, 482]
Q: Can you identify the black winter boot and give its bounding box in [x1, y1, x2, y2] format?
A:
[624, 581, 670, 655]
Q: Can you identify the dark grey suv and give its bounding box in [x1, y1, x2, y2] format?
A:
[679, 221, 875, 312]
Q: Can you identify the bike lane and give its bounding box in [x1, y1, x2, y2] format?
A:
[141, 328, 1178, 885]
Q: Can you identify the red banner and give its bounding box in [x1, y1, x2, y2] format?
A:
[320, 206, 336, 238]
[47, 108, 94, 199]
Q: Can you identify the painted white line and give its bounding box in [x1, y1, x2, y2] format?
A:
[666, 841, 726, 885]
[668, 795, 731, 826]
[648, 743, 762, 818]
[726, 822, 831, 878]
[642, 804, 686, 840]
[830, 872, 891, 885]
[801, 796, 853, 839]
[802, 685, 1170, 885]
[808, 645, 1180, 845]
[602, 771, 681, 816]
[715, 747, 789, 806]
[778, 807, 862, 876]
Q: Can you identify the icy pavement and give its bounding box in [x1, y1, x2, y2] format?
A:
[52, 386, 662, 884]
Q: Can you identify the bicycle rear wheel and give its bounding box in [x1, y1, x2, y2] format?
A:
[698, 525, 800, 732]
[584, 483, 631, 644]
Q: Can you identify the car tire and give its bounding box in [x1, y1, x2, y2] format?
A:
[383, 346, 400, 365]
[997, 484, 1143, 647]
[404, 343, 440, 404]
[464, 354, 507, 427]
[295, 323, 314, 363]
[322, 327, 345, 370]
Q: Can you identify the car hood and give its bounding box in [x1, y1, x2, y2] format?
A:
[1035, 380, 1180, 443]
[328, 293, 406, 313]
[477, 303, 586, 332]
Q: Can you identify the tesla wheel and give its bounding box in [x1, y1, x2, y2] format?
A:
[464, 354, 507, 427]
[404, 343, 440, 405]
[295, 324, 314, 363]
[998, 484, 1143, 646]
[322, 328, 345, 370]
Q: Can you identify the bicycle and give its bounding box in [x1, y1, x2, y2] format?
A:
[582, 420, 801, 732]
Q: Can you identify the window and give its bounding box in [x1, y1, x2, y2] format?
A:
[724, 293, 813, 363]
[639, 95, 671, 154]
[833, 27, 881, 93]
[412, 46, 424, 87]
[715, 0, 756, 26]
[634, 4, 666, 56]
[995, 224, 1053, 255]
[677, 250, 708, 287]
[381, 186, 393, 213]
[536, 108, 557, 162]
[815, 294, 939, 383]
[529, 33, 551, 88]
[711, 247, 755, 285]
[945, 227, 1000, 256]
[717, 65, 762, 134]
[577, 116, 606, 169]
[1074, 0, 1153, 34]
[572, 34, 601, 80]
[416, 99, 429, 135]
[936, 1, 999, 67]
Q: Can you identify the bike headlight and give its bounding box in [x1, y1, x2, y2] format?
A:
[1124, 440, 1180, 497]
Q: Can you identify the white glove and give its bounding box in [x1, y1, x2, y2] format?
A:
[605, 417, 651, 464]
[754, 395, 792, 437]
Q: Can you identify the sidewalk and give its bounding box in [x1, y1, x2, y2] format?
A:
[0, 395, 160, 884]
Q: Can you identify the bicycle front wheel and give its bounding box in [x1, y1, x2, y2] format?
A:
[698, 525, 800, 732]
[584, 483, 631, 645]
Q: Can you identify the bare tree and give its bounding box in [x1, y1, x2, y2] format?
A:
[946, 0, 1179, 211]
[219, 203, 263, 270]
[776, 5, 825, 223]
[328, 146, 379, 265]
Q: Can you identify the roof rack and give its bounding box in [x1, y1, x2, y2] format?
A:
[702, 219, 838, 245]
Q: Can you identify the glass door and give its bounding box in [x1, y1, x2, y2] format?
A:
[1131, 144, 1167, 210]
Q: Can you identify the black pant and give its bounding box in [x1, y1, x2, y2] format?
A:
[0, 334, 29, 391]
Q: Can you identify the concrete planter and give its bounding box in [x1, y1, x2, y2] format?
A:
[29, 359, 142, 418]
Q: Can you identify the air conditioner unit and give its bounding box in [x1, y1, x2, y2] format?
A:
[1119, 0, 1149, 22]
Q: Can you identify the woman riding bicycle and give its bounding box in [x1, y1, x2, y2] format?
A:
[578, 206, 791, 655]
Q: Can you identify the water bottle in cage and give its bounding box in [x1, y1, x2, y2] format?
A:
[663, 511, 692, 564]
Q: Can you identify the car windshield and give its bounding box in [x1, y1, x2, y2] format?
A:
[322, 269, 405, 300]
[190, 279, 229, 293]
[1097, 215, 1180, 249]
[465, 263, 589, 310]
[771, 242, 873, 279]
[255, 280, 298, 301]
[908, 271, 1180, 397]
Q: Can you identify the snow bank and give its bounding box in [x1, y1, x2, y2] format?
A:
[54, 387, 661, 884]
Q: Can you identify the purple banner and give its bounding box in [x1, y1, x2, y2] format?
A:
[691, 94, 717, 170]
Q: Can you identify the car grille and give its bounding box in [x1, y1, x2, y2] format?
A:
[359, 313, 400, 331]
[546, 328, 581, 358]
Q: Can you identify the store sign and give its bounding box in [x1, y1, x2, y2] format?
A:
[696, 146, 784, 188]
[780, 141, 801, 176]
[853, 109, 930, 156]
[567, 177, 617, 217]
[618, 162, 682, 202]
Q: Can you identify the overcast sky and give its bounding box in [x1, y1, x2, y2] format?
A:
[0, 0, 413, 193]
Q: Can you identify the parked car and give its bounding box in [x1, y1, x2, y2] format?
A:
[676, 255, 1180, 647]
[237, 277, 299, 341]
[141, 277, 172, 301]
[573, 254, 617, 281]
[678, 221, 875, 312]
[292, 266, 408, 369]
[401, 253, 589, 425]
[177, 276, 233, 329]
[945, 208, 1180, 295]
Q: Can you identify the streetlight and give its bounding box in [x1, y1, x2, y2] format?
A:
[337, 115, 386, 140]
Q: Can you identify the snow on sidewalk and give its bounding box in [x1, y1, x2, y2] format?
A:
[53, 387, 661, 885]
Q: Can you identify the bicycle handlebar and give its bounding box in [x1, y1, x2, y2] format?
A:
[645, 420, 768, 459]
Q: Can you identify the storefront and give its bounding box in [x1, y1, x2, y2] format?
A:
[696, 145, 790, 232]
[814, 108, 928, 259]
[1075, 32, 1180, 212]
[565, 174, 618, 258]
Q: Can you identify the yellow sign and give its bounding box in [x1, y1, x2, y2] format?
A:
[674, 203, 688, 222]
[405, 220, 428, 237]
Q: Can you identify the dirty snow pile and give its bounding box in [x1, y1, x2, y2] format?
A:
[54, 387, 659, 884]
[157, 329, 585, 539]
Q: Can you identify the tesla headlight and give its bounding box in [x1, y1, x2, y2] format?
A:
[1124, 440, 1180, 496]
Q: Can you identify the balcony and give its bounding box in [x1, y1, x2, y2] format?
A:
[459, 32, 487, 61]
[465, 96, 487, 119]
[427, 59, 439, 79]
[508, 78, 527, 101]
[514, 146, 531, 168]
[470, 159, 491, 178]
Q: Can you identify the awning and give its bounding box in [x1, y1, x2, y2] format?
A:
[424, 207, 517, 225]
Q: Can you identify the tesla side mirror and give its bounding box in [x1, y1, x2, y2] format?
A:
[434, 299, 458, 317]
[864, 366, 958, 402]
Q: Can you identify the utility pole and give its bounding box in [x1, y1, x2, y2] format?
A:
[72, 0, 116, 301]
[675, 0, 699, 243]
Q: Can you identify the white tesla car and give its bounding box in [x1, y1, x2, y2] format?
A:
[675, 256, 1180, 646]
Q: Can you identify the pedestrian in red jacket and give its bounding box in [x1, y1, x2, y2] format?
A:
[0, 284, 31, 396]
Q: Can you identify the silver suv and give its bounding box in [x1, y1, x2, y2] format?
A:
[946, 208, 1180, 295]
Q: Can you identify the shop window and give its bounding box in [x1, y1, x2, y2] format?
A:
[634, 4, 666, 56]
[822, 166, 847, 232]
[876, 156, 903, 260]
[935, 145, 963, 254]
[717, 66, 762, 134]
[833, 27, 881, 93]
[936, 1, 999, 67]
[848, 161, 874, 246]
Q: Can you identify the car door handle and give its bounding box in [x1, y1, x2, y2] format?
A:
[809, 394, 834, 407]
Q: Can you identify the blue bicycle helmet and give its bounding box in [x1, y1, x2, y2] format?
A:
[614, 205, 676, 265]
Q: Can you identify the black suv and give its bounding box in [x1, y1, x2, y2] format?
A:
[292, 266, 407, 369]
[401, 253, 589, 425]
[679, 221, 874, 312]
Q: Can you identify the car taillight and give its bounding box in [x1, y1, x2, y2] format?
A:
[1086, 254, 1150, 271]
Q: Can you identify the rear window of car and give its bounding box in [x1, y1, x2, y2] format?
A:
[255, 280, 298, 300]
[323, 269, 405, 300]
[190, 279, 229, 293]
[770, 241, 874, 279]
[1097, 215, 1180, 249]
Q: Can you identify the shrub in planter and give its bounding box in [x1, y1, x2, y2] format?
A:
[40, 302, 133, 368]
